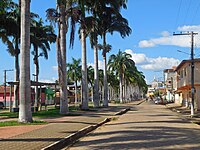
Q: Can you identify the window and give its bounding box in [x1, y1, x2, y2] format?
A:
[184, 67, 187, 76]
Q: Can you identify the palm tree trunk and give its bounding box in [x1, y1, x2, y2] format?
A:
[13, 40, 19, 109]
[34, 48, 39, 111]
[18, 0, 32, 123]
[59, 5, 68, 114]
[103, 55, 108, 107]
[119, 72, 123, 103]
[75, 80, 78, 104]
[93, 42, 99, 107]
[102, 34, 108, 107]
[81, 28, 89, 110]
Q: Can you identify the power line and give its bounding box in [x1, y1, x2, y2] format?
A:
[174, 0, 183, 29]
[183, 0, 192, 25]
[191, 1, 200, 24]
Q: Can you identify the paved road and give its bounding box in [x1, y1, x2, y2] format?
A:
[68, 102, 200, 150]
[0, 103, 135, 150]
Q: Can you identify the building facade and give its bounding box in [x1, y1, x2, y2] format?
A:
[175, 59, 200, 110]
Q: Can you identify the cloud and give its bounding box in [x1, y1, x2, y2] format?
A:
[139, 25, 200, 48]
[139, 40, 155, 48]
[125, 49, 148, 64]
[125, 49, 180, 71]
[52, 66, 58, 71]
[177, 25, 200, 32]
[39, 77, 57, 83]
[88, 60, 104, 70]
[161, 31, 170, 37]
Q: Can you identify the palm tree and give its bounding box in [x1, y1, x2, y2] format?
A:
[87, 65, 94, 102]
[0, 1, 20, 109]
[98, 2, 131, 106]
[67, 58, 81, 104]
[108, 50, 135, 103]
[98, 44, 112, 107]
[85, 0, 126, 107]
[0, 1, 41, 110]
[46, 1, 76, 114]
[30, 19, 56, 110]
[18, 0, 32, 123]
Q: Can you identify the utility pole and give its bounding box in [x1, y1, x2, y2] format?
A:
[173, 31, 198, 117]
[3, 69, 14, 109]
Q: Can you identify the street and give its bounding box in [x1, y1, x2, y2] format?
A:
[68, 101, 200, 150]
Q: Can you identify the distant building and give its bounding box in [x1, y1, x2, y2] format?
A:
[163, 67, 177, 102]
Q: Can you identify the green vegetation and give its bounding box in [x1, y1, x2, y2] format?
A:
[0, 120, 47, 127]
[0, 105, 81, 119]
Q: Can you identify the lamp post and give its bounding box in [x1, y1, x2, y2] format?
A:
[3, 69, 14, 109]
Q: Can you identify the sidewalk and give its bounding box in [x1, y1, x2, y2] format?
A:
[166, 102, 200, 124]
[0, 100, 143, 150]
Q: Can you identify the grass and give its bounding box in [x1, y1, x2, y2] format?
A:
[0, 111, 18, 118]
[0, 120, 47, 127]
[0, 105, 82, 119]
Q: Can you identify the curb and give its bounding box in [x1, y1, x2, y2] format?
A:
[115, 108, 131, 115]
[136, 100, 146, 105]
[41, 118, 111, 150]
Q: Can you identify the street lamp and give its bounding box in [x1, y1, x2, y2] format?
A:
[3, 69, 14, 109]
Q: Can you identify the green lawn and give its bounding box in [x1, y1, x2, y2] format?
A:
[0, 120, 47, 127]
[0, 105, 81, 119]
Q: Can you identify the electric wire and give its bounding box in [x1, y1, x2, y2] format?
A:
[174, 0, 183, 30]
[191, 1, 200, 24]
[183, 0, 192, 25]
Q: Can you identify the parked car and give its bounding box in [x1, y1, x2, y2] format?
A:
[0, 102, 4, 109]
[154, 97, 164, 104]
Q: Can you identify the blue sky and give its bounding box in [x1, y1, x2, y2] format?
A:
[1, 0, 200, 84]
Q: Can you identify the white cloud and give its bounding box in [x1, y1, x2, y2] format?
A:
[177, 25, 200, 32]
[52, 66, 58, 71]
[161, 31, 170, 37]
[139, 25, 200, 48]
[125, 49, 180, 71]
[141, 57, 180, 70]
[139, 40, 155, 48]
[39, 77, 57, 83]
[88, 60, 104, 70]
[125, 49, 148, 64]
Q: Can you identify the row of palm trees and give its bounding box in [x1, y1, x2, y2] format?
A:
[1, 0, 147, 123]
[67, 50, 147, 105]
[1, 0, 56, 122]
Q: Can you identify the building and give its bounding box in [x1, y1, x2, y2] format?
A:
[163, 67, 177, 102]
[175, 59, 200, 110]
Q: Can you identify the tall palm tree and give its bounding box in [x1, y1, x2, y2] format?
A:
[0, 1, 20, 109]
[98, 44, 112, 107]
[67, 58, 81, 104]
[18, 0, 32, 123]
[108, 50, 135, 103]
[84, 0, 129, 107]
[46, 1, 76, 114]
[98, 3, 131, 106]
[87, 65, 94, 102]
[30, 19, 56, 109]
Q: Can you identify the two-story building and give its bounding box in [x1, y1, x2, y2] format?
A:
[175, 59, 200, 110]
[163, 67, 177, 102]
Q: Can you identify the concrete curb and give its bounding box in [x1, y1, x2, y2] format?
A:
[115, 108, 131, 115]
[41, 118, 111, 150]
[136, 100, 146, 105]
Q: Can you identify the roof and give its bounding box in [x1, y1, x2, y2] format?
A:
[175, 58, 200, 71]
[163, 69, 175, 73]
